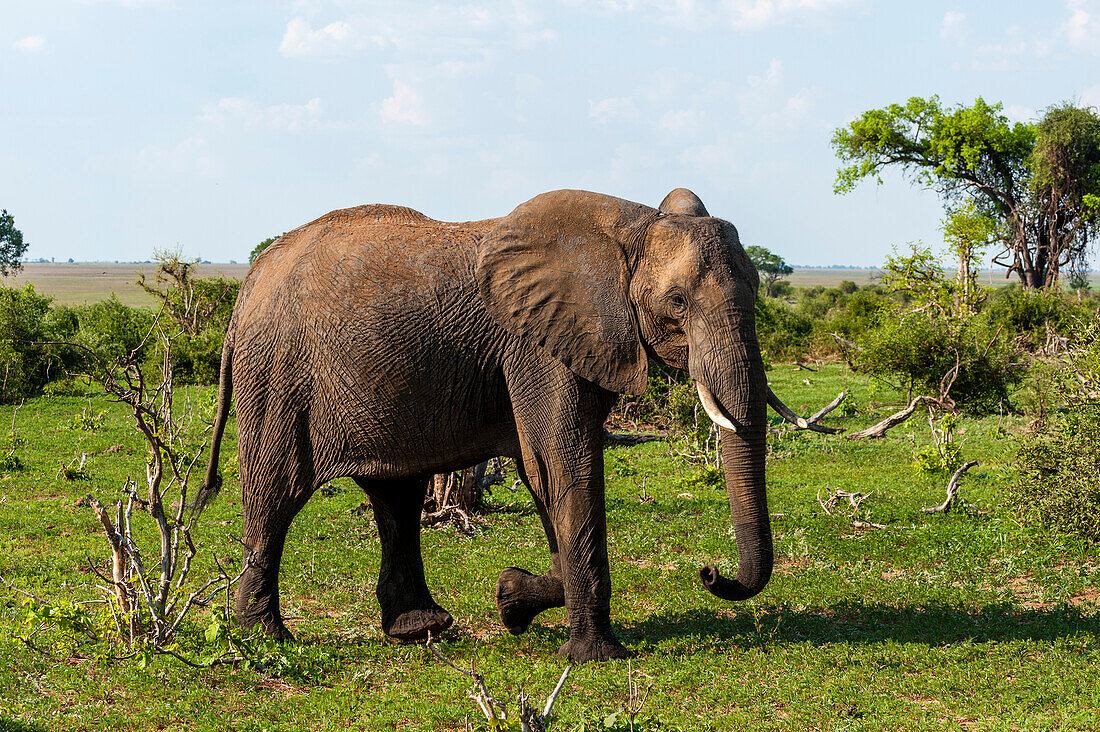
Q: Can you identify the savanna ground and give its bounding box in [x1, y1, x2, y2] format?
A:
[14, 264, 1099, 307]
[1, 360, 1098, 731]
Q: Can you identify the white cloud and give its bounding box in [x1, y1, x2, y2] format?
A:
[588, 0, 854, 30]
[381, 81, 426, 126]
[657, 108, 705, 135]
[13, 35, 46, 53]
[680, 141, 741, 177]
[748, 58, 783, 88]
[589, 97, 638, 123]
[76, 0, 167, 6]
[279, 4, 556, 62]
[201, 97, 326, 132]
[940, 10, 965, 40]
[1004, 104, 1037, 124]
[280, 17, 386, 58]
[1064, 0, 1100, 52]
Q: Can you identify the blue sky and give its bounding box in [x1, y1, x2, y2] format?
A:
[3, 1, 1099, 266]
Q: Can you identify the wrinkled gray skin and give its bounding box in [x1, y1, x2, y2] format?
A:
[200, 188, 772, 663]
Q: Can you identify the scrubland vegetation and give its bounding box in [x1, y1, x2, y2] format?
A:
[0, 248, 1097, 731]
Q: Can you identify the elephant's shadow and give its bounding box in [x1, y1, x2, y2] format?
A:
[609, 600, 1100, 652]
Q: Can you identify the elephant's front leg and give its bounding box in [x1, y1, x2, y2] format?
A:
[508, 366, 628, 662]
[496, 467, 566, 634]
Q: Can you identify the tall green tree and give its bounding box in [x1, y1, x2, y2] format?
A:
[0, 209, 29, 277]
[249, 233, 285, 264]
[745, 245, 793, 297]
[832, 97, 1100, 289]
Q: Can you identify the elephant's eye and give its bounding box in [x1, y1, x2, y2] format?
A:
[668, 292, 688, 314]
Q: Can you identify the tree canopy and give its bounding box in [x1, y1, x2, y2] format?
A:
[0, 210, 28, 277]
[832, 97, 1100, 289]
[249, 233, 285, 264]
[745, 245, 794, 298]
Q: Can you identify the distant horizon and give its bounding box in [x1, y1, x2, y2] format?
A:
[14, 259, 1100, 274]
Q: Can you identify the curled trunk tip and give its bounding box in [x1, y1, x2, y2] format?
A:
[699, 557, 772, 602]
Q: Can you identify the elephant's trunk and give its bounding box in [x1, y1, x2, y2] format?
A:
[691, 339, 772, 602]
[699, 425, 772, 600]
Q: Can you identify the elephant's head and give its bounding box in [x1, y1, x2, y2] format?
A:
[477, 188, 772, 603]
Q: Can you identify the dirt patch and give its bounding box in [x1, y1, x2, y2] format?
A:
[772, 555, 812, 575]
[1069, 586, 1100, 607]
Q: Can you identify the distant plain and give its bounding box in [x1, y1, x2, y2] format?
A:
[5, 263, 1098, 307]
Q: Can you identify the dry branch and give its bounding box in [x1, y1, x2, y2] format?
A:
[427, 633, 570, 732]
[846, 396, 935, 440]
[767, 387, 845, 434]
[922, 461, 979, 513]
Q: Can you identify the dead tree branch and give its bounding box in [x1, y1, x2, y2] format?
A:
[767, 387, 845, 434]
[922, 461, 979, 513]
[846, 396, 936, 440]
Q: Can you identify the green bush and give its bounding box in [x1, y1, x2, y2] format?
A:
[0, 284, 60, 402]
[168, 327, 228, 385]
[1009, 406, 1100, 542]
[983, 288, 1082, 347]
[854, 309, 1022, 414]
[755, 297, 814, 360]
[65, 296, 156, 366]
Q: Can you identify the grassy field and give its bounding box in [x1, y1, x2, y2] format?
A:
[0, 364, 1097, 731]
[7, 263, 1100, 307]
[5, 263, 251, 307]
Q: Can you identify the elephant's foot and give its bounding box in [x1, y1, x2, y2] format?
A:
[382, 605, 454, 642]
[237, 607, 295, 642]
[556, 634, 632, 663]
[496, 567, 565, 635]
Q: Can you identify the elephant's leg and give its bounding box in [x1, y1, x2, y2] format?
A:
[236, 478, 312, 641]
[509, 365, 628, 663]
[497, 460, 566, 634]
[356, 476, 453, 642]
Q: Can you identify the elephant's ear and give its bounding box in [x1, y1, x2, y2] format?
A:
[476, 190, 653, 395]
[659, 188, 710, 217]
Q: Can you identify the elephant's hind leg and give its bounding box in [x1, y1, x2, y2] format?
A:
[237, 483, 312, 642]
[356, 476, 453, 642]
[496, 463, 565, 634]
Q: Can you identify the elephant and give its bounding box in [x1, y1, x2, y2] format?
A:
[198, 187, 777, 663]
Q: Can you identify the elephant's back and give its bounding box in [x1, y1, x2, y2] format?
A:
[236, 203, 497, 317]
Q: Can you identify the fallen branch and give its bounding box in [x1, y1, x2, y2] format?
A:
[817, 488, 873, 515]
[604, 430, 664, 446]
[421, 505, 474, 534]
[922, 461, 979, 513]
[427, 633, 571, 732]
[767, 388, 845, 434]
[846, 396, 935, 440]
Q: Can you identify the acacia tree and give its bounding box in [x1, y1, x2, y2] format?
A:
[0, 209, 28, 277]
[832, 97, 1100, 289]
[745, 244, 793, 297]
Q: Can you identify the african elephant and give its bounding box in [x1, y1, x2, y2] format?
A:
[198, 188, 774, 662]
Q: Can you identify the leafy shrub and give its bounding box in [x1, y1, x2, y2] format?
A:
[1009, 406, 1100, 542]
[168, 327, 229, 385]
[983, 288, 1080, 348]
[755, 296, 814, 360]
[0, 284, 60, 402]
[63, 296, 156, 366]
[855, 309, 1021, 414]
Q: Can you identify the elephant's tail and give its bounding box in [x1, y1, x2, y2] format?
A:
[192, 323, 235, 518]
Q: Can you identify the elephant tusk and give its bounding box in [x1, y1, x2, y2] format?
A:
[766, 387, 809, 429]
[695, 382, 738, 433]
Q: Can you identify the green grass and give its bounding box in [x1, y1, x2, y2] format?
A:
[4, 263, 250, 307]
[1, 364, 1098, 731]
